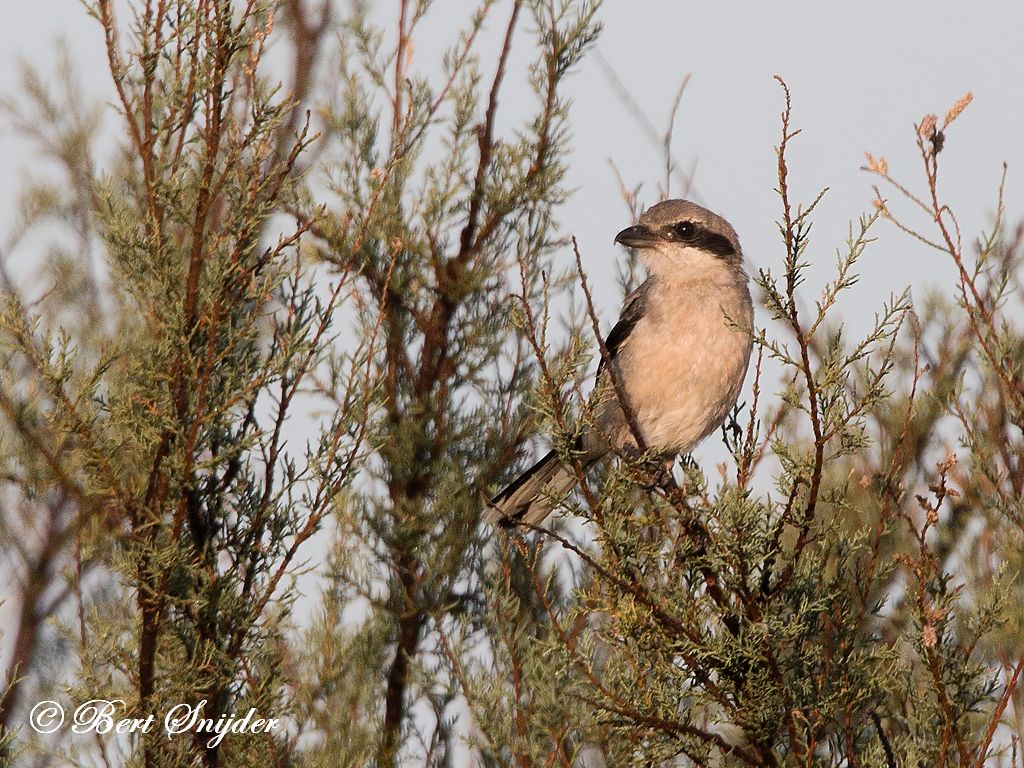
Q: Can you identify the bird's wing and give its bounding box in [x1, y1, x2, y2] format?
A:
[597, 278, 651, 375]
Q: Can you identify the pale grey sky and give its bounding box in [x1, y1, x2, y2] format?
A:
[3, 1, 1021, 324]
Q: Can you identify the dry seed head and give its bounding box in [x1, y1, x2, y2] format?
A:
[919, 114, 937, 138]
[923, 624, 937, 648]
[942, 92, 973, 128]
[863, 152, 888, 176]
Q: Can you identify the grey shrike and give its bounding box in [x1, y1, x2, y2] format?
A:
[484, 199, 753, 529]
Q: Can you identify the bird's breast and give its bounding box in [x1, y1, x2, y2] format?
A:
[613, 280, 752, 454]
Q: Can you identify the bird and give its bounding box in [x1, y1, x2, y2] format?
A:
[484, 199, 753, 529]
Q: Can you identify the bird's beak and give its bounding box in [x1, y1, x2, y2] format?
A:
[614, 224, 659, 249]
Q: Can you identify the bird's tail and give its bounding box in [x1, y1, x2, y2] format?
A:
[483, 449, 579, 529]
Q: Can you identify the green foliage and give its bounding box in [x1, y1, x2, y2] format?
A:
[293, 2, 601, 765]
[1, 1, 364, 765]
[463, 82, 1024, 767]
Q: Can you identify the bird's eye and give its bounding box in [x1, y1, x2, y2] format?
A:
[673, 221, 695, 240]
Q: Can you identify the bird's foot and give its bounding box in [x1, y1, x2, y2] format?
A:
[640, 456, 678, 493]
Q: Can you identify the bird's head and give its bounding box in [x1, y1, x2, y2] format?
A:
[614, 199, 744, 281]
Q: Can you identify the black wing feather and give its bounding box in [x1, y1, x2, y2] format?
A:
[598, 279, 650, 375]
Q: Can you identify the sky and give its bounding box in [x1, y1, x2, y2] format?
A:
[1, 0, 1022, 641]
[2, 1, 1022, 322]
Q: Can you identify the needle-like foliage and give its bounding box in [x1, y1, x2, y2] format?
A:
[1, 4, 1022, 768]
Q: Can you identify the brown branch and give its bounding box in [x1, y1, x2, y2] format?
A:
[771, 76, 825, 593]
[457, 0, 523, 261]
[0, 494, 74, 733]
[973, 658, 1024, 768]
[391, 0, 411, 142]
[378, 552, 425, 768]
